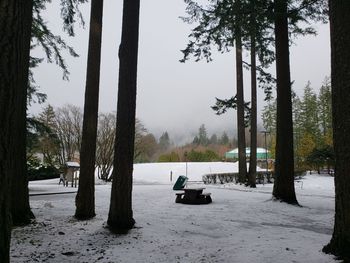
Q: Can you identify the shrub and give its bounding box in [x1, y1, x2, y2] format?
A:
[186, 149, 220, 162]
[27, 165, 60, 181]
[158, 151, 180, 162]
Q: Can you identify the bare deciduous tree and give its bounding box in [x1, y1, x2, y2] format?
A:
[134, 119, 147, 161]
[53, 104, 83, 164]
[96, 113, 116, 181]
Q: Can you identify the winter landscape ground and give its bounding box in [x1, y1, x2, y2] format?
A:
[11, 162, 339, 263]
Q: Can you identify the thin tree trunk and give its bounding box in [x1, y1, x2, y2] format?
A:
[272, 0, 298, 204]
[235, 0, 247, 184]
[0, 0, 33, 260]
[75, 0, 104, 220]
[323, 1, 350, 261]
[248, 34, 257, 188]
[10, 0, 34, 226]
[107, 0, 140, 233]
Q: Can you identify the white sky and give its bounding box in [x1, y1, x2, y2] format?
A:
[29, 0, 330, 142]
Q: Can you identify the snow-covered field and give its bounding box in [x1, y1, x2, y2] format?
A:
[11, 162, 338, 262]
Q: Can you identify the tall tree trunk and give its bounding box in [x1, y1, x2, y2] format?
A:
[248, 34, 257, 188]
[107, 0, 140, 233]
[323, 1, 350, 261]
[10, 0, 34, 226]
[0, 0, 33, 260]
[272, 0, 298, 204]
[75, 0, 104, 220]
[235, 0, 247, 184]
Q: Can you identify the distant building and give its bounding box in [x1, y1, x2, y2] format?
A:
[225, 147, 271, 160]
[64, 161, 80, 187]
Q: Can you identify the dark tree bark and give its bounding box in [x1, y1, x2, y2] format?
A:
[75, 0, 104, 220]
[9, 0, 35, 227]
[235, 0, 247, 184]
[248, 34, 257, 188]
[323, 1, 350, 261]
[107, 0, 140, 233]
[0, 0, 33, 260]
[247, 0, 257, 188]
[272, 0, 298, 204]
[9, 0, 35, 226]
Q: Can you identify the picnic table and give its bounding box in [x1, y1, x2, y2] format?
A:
[175, 187, 212, 204]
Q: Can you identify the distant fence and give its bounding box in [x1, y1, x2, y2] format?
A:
[202, 171, 274, 185]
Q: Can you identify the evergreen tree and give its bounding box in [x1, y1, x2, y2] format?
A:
[219, 132, 230, 145]
[318, 77, 332, 139]
[198, 124, 209, 146]
[262, 99, 277, 134]
[36, 105, 60, 166]
[299, 82, 319, 140]
[292, 91, 303, 168]
[159, 131, 170, 151]
[108, 0, 140, 233]
[38, 104, 56, 127]
[75, 0, 104, 220]
[192, 135, 200, 145]
[209, 134, 218, 145]
[323, 1, 350, 261]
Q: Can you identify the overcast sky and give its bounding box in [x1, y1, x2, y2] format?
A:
[29, 0, 330, 143]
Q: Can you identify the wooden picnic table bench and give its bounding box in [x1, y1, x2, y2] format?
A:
[175, 187, 212, 204]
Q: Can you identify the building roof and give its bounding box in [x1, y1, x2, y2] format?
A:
[225, 147, 271, 159]
[65, 161, 80, 168]
[226, 147, 269, 154]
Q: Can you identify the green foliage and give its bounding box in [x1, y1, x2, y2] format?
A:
[192, 124, 209, 146]
[180, 0, 277, 104]
[27, 113, 60, 167]
[261, 99, 276, 134]
[306, 145, 334, 172]
[27, 154, 60, 181]
[298, 82, 320, 140]
[211, 96, 251, 127]
[27, 164, 60, 181]
[186, 149, 220, 162]
[158, 152, 180, 162]
[262, 79, 333, 170]
[181, 0, 328, 110]
[28, 0, 87, 105]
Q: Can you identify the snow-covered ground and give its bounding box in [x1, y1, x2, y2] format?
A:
[11, 162, 338, 262]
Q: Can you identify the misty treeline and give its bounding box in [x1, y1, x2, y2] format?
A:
[158, 123, 271, 163]
[262, 78, 333, 172]
[29, 105, 241, 178]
